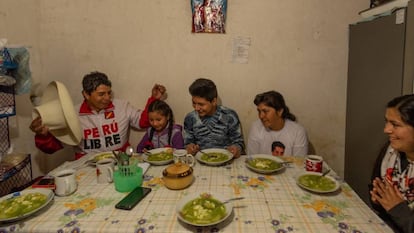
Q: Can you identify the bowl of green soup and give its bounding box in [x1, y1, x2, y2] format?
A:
[296, 171, 340, 193]
[195, 148, 233, 166]
[245, 154, 285, 174]
[144, 148, 174, 165]
[0, 188, 54, 223]
[176, 192, 233, 226]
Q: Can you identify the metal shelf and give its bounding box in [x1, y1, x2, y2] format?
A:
[0, 75, 16, 119]
[0, 154, 32, 196]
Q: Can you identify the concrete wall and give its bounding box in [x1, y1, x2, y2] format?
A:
[0, 0, 368, 178]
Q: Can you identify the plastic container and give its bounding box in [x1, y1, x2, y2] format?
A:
[114, 158, 143, 192]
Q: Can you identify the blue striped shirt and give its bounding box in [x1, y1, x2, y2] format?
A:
[184, 105, 245, 151]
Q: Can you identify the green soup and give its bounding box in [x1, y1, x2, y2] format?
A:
[201, 152, 229, 162]
[0, 192, 48, 219]
[148, 152, 173, 161]
[180, 195, 227, 225]
[299, 174, 336, 191]
[248, 158, 282, 170]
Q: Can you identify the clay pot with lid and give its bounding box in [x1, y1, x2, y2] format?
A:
[162, 163, 194, 190]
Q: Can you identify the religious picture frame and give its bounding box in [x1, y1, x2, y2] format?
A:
[191, 0, 227, 33]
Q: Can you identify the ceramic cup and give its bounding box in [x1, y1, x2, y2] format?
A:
[173, 149, 195, 167]
[96, 158, 115, 184]
[54, 168, 77, 196]
[305, 155, 323, 173]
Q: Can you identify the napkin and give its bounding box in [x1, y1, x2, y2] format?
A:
[138, 162, 150, 175]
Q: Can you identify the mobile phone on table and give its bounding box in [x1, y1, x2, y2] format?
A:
[115, 187, 152, 210]
[32, 175, 56, 189]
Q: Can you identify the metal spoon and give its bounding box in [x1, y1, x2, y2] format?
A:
[198, 150, 209, 156]
[126, 146, 134, 157]
[199, 150, 217, 159]
[125, 146, 134, 165]
[143, 151, 153, 156]
[112, 150, 121, 163]
[223, 197, 245, 204]
[321, 169, 331, 177]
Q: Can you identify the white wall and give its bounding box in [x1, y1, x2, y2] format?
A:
[0, 0, 368, 178]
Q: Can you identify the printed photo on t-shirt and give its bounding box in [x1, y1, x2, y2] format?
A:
[271, 141, 285, 156]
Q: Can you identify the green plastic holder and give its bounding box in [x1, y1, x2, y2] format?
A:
[114, 158, 143, 192]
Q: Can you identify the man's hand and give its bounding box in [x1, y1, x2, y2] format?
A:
[226, 145, 241, 158]
[186, 143, 200, 155]
[29, 117, 49, 136]
[151, 84, 167, 100]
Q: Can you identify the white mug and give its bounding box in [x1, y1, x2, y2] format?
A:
[96, 158, 115, 184]
[173, 149, 195, 167]
[54, 168, 77, 196]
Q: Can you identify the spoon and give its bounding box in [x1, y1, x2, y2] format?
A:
[124, 146, 135, 165]
[223, 197, 245, 204]
[118, 151, 131, 176]
[198, 150, 209, 155]
[112, 150, 121, 163]
[199, 150, 217, 159]
[321, 169, 331, 177]
[126, 146, 134, 157]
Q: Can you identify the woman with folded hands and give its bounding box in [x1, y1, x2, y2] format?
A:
[370, 94, 414, 233]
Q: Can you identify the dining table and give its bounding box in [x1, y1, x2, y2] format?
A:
[0, 153, 394, 233]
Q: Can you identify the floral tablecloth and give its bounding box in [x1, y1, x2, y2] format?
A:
[0, 155, 393, 233]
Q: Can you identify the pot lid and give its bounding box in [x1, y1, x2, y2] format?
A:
[163, 163, 193, 178]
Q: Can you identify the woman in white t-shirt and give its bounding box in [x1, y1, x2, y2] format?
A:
[247, 91, 308, 156]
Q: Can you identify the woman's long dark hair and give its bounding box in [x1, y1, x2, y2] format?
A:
[253, 90, 296, 121]
[147, 100, 175, 146]
[387, 94, 414, 128]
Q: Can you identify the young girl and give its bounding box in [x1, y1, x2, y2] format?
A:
[137, 100, 184, 153]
